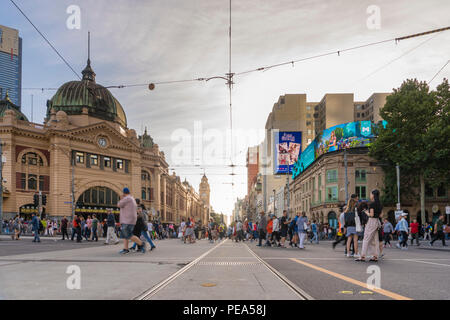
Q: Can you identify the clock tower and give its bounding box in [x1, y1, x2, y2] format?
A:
[199, 174, 210, 208]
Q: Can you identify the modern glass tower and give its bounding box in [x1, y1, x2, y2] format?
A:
[0, 24, 22, 107]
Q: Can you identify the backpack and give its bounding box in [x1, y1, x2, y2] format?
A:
[359, 210, 369, 226]
[38, 220, 44, 232]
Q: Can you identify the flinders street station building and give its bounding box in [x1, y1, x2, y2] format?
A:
[0, 58, 210, 224]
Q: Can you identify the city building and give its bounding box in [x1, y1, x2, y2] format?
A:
[0, 57, 209, 224]
[0, 24, 22, 106]
[260, 94, 315, 213]
[314, 93, 390, 135]
[290, 147, 384, 227]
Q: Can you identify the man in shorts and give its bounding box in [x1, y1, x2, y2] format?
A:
[118, 187, 144, 254]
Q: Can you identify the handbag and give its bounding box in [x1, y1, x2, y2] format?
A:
[355, 208, 363, 233]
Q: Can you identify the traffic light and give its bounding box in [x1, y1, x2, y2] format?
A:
[33, 194, 39, 207]
[42, 194, 47, 206]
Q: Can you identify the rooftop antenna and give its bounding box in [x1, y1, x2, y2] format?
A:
[87, 31, 91, 64]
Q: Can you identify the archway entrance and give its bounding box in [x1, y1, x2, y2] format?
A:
[19, 204, 38, 220]
[328, 211, 337, 229]
[76, 186, 120, 221]
[417, 210, 429, 225]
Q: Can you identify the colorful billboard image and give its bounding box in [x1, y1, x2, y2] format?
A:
[292, 120, 382, 180]
[315, 121, 376, 159]
[274, 131, 302, 174]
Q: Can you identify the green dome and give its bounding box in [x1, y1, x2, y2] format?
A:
[46, 60, 127, 127]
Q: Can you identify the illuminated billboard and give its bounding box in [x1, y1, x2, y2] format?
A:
[274, 131, 302, 174]
[292, 121, 382, 180]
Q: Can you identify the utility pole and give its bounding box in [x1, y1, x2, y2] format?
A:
[344, 148, 348, 203]
[0, 140, 3, 234]
[71, 156, 75, 223]
[38, 190, 42, 218]
[286, 163, 290, 216]
[396, 163, 401, 209]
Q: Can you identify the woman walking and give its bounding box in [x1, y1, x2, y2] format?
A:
[356, 189, 383, 262]
[344, 198, 359, 258]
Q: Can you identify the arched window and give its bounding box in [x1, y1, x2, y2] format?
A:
[21, 152, 44, 166]
[78, 186, 119, 206]
[141, 170, 152, 201]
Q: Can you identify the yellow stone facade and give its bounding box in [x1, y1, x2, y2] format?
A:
[0, 62, 209, 225]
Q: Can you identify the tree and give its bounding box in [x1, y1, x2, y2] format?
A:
[369, 78, 450, 224]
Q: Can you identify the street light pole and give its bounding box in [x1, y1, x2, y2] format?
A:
[286, 163, 290, 216]
[344, 148, 348, 203]
[0, 139, 3, 234]
[396, 163, 400, 209]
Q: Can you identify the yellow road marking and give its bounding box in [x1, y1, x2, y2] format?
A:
[290, 258, 412, 300]
[201, 283, 217, 287]
[339, 291, 353, 294]
[360, 291, 374, 294]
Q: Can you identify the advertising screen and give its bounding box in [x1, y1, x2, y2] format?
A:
[274, 131, 302, 174]
[292, 121, 380, 180]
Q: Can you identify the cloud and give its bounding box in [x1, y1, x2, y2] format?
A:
[3, 0, 450, 214]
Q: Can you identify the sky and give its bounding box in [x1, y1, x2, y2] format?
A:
[1, 0, 449, 215]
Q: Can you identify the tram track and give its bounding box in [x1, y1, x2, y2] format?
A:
[134, 239, 314, 300]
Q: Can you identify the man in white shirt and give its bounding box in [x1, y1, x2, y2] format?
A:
[272, 216, 280, 246]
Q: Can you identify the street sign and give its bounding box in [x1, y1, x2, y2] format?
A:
[446, 206, 450, 214]
[396, 203, 401, 210]
[395, 210, 404, 220]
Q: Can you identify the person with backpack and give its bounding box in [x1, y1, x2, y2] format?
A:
[31, 213, 41, 243]
[289, 213, 299, 247]
[130, 206, 155, 252]
[105, 209, 119, 245]
[61, 217, 69, 240]
[257, 211, 267, 247]
[91, 215, 99, 242]
[344, 198, 359, 258]
[356, 189, 383, 262]
[279, 210, 290, 248]
[382, 218, 394, 247]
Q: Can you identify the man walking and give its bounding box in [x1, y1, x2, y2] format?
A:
[91, 214, 99, 242]
[61, 216, 69, 240]
[118, 187, 144, 254]
[279, 210, 290, 248]
[105, 209, 119, 245]
[395, 213, 409, 249]
[383, 218, 393, 247]
[297, 212, 308, 249]
[430, 215, 447, 247]
[410, 219, 420, 246]
[31, 213, 40, 243]
[257, 211, 267, 247]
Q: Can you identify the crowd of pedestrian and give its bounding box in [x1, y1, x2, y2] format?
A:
[223, 189, 449, 263]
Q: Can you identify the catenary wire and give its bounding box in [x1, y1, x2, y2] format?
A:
[9, 0, 81, 80]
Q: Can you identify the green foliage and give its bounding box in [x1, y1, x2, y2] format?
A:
[334, 127, 344, 140]
[369, 78, 450, 202]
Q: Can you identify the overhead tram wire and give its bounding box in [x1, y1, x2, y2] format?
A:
[9, 0, 81, 80]
[429, 59, 450, 84]
[233, 26, 450, 77]
[355, 32, 441, 84]
[22, 26, 450, 93]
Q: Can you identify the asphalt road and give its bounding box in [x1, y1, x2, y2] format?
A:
[247, 239, 450, 300]
[0, 235, 449, 300]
